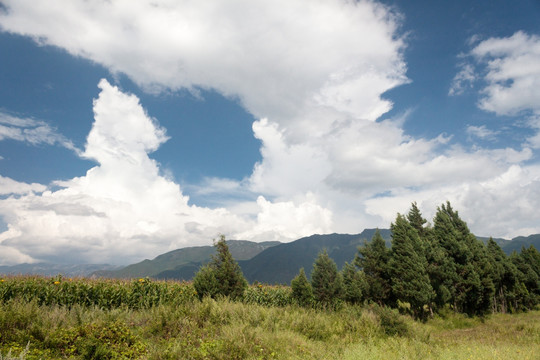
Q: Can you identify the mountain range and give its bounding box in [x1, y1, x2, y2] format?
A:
[1, 231, 538, 283]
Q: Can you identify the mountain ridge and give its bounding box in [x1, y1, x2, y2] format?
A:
[1, 232, 538, 281]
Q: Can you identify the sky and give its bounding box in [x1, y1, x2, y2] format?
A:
[0, 0, 539, 266]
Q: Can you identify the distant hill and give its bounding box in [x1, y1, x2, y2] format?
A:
[4, 231, 538, 282]
[93, 240, 280, 279]
[496, 234, 540, 254]
[238, 229, 392, 285]
[0, 263, 120, 277]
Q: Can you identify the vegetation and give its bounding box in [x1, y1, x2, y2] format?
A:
[0, 279, 538, 359]
[1, 202, 539, 358]
[290, 268, 313, 307]
[193, 235, 248, 300]
[310, 250, 343, 307]
[348, 202, 540, 319]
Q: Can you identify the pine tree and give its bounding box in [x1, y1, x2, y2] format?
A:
[432, 202, 494, 316]
[193, 235, 247, 300]
[407, 202, 428, 238]
[511, 246, 540, 309]
[342, 262, 366, 304]
[355, 229, 393, 306]
[389, 214, 433, 320]
[487, 238, 519, 313]
[291, 268, 313, 307]
[311, 249, 343, 305]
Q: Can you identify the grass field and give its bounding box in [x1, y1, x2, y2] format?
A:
[0, 276, 538, 359]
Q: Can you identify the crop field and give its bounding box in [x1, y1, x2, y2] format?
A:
[0, 276, 538, 359]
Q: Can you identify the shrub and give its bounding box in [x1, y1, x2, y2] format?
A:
[369, 304, 409, 337]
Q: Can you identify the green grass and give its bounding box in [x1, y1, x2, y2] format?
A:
[1, 276, 538, 359]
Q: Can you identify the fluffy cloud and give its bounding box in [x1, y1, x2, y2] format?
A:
[0, 175, 46, 195]
[471, 31, 540, 116]
[0, 0, 406, 127]
[365, 164, 540, 239]
[0, 81, 338, 264]
[1, 2, 540, 265]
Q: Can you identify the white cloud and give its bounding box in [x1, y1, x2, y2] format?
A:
[466, 125, 499, 141]
[0, 112, 77, 151]
[471, 31, 540, 116]
[449, 63, 476, 96]
[0, 0, 407, 126]
[0, 175, 46, 195]
[1, 3, 540, 266]
[235, 194, 333, 242]
[0, 81, 337, 264]
[0, 81, 244, 264]
[364, 164, 540, 239]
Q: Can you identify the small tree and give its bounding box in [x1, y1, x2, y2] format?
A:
[311, 249, 343, 305]
[193, 235, 247, 300]
[291, 268, 313, 306]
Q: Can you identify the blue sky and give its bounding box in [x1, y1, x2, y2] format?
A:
[0, 0, 539, 265]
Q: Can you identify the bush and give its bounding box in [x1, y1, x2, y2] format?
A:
[369, 304, 409, 336]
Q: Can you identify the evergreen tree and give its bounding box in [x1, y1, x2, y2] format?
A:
[511, 246, 540, 309]
[407, 202, 428, 239]
[487, 238, 519, 313]
[311, 249, 344, 305]
[355, 229, 393, 305]
[432, 202, 494, 316]
[291, 268, 313, 307]
[389, 214, 433, 320]
[341, 262, 367, 304]
[193, 235, 247, 300]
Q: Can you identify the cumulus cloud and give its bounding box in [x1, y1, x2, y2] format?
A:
[236, 194, 333, 242]
[364, 164, 540, 239]
[0, 112, 77, 151]
[1, 2, 540, 265]
[0, 81, 336, 264]
[0, 175, 46, 195]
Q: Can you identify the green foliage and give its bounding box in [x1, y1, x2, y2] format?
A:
[432, 202, 494, 316]
[310, 250, 343, 306]
[192, 235, 247, 300]
[356, 229, 393, 305]
[0, 277, 539, 359]
[291, 268, 313, 307]
[0, 276, 197, 309]
[510, 246, 540, 309]
[341, 262, 366, 305]
[389, 214, 433, 320]
[368, 304, 409, 337]
[242, 284, 293, 307]
[192, 264, 221, 300]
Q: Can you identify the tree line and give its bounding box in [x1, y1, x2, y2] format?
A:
[293, 202, 540, 319]
[193, 202, 540, 320]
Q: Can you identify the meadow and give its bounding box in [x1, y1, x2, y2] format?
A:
[0, 276, 538, 359]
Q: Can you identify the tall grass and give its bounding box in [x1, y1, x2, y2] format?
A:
[1, 276, 538, 359]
